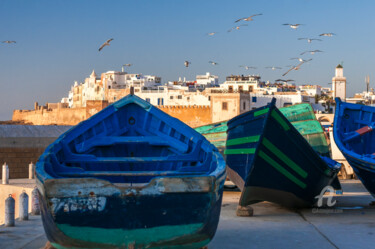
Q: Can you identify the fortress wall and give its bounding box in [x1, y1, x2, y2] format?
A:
[158, 105, 211, 128]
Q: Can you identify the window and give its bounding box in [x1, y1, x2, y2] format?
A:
[187, 97, 190, 100]
[239, 86, 243, 92]
[146, 98, 151, 103]
[158, 98, 164, 105]
[222, 102, 228, 110]
[170, 96, 174, 99]
[178, 95, 182, 99]
[243, 101, 246, 110]
[228, 86, 233, 93]
[252, 97, 257, 103]
[208, 96, 211, 101]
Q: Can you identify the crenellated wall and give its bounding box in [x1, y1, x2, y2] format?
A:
[13, 100, 212, 128]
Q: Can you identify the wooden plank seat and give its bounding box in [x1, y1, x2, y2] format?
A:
[343, 123, 375, 143]
[75, 136, 189, 154]
[63, 140, 204, 164]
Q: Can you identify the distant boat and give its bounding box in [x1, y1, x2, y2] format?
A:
[36, 94, 226, 248]
[225, 99, 341, 208]
[334, 98, 375, 197]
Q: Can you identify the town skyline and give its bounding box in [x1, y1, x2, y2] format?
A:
[1, 0, 375, 120]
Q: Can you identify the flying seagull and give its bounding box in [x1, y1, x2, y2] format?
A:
[300, 50, 323, 55]
[184, 61, 191, 67]
[290, 57, 312, 62]
[98, 38, 114, 51]
[298, 38, 322, 43]
[283, 24, 303, 30]
[123, 63, 132, 67]
[275, 79, 295, 83]
[2, 41, 16, 44]
[228, 24, 248, 32]
[240, 65, 257, 70]
[207, 32, 218, 36]
[209, 61, 218, 65]
[235, 14, 262, 23]
[265, 66, 282, 70]
[319, 33, 336, 37]
[282, 60, 311, 76]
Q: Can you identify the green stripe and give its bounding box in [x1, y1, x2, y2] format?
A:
[226, 135, 260, 146]
[224, 148, 256, 155]
[259, 150, 306, 189]
[262, 138, 308, 178]
[254, 108, 269, 117]
[271, 110, 290, 131]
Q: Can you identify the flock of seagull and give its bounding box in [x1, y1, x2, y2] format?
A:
[187, 14, 336, 80]
[3, 13, 336, 82]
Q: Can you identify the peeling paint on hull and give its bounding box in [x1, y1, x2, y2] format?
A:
[38, 176, 224, 249]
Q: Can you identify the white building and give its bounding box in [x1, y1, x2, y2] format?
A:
[298, 85, 322, 96]
[249, 93, 316, 110]
[332, 64, 346, 100]
[102, 71, 162, 90]
[220, 75, 261, 92]
[196, 72, 219, 86]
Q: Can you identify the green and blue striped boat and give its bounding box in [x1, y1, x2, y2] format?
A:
[225, 98, 341, 208]
[196, 103, 331, 158]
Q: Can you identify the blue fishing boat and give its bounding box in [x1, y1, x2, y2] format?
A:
[334, 98, 375, 197]
[36, 93, 226, 249]
[225, 99, 341, 208]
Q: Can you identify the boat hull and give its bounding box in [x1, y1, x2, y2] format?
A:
[35, 94, 226, 248]
[225, 101, 340, 208]
[38, 176, 224, 249]
[333, 98, 375, 197]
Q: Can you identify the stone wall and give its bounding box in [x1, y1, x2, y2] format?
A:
[159, 105, 212, 128]
[13, 108, 86, 125]
[12, 100, 110, 126]
[13, 99, 212, 128]
[0, 147, 44, 179]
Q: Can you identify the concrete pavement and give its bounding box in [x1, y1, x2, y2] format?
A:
[1, 179, 374, 249]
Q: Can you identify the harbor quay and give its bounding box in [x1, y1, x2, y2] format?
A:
[0, 179, 374, 249]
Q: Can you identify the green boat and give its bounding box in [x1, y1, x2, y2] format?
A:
[196, 103, 330, 158]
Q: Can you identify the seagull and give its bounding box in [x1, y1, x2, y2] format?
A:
[283, 24, 303, 29]
[2, 41, 16, 44]
[184, 61, 191, 67]
[228, 24, 248, 32]
[235, 14, 262, 23]
[282, 60, 311, 76]
[207, 32, 218, 36]
[319, 33, 336, 37]
[298, 38, 322, 43]
[98, 38, 113, 51]
[240, 65, 257, 70]
[290, 57, 312, 62]
[300, 50, 323, 55]
[265, 66, 282, 70]
[123, 63, 132, 67]
[209, 61, 218, 65]
[275, 79, 294, 83]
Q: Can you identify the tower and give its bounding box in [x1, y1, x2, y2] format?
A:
[332, 64, 346, 101]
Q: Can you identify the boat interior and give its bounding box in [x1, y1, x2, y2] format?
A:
[41, 103, 219, 183]
[339, 106, 375, 156]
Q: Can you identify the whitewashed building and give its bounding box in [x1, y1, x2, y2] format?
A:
[220, 75, 261, 92]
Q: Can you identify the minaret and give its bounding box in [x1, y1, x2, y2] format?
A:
[332, 64, 346, 101]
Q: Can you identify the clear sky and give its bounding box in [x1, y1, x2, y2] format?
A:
[1, 0, 375, 120]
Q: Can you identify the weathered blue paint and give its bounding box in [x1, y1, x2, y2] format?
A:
[36, 94, 226, 248]
[225, 98, 341, 208]
[334, 98, 375, 197]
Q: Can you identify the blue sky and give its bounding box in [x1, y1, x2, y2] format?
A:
[1, 0, 375, 120]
